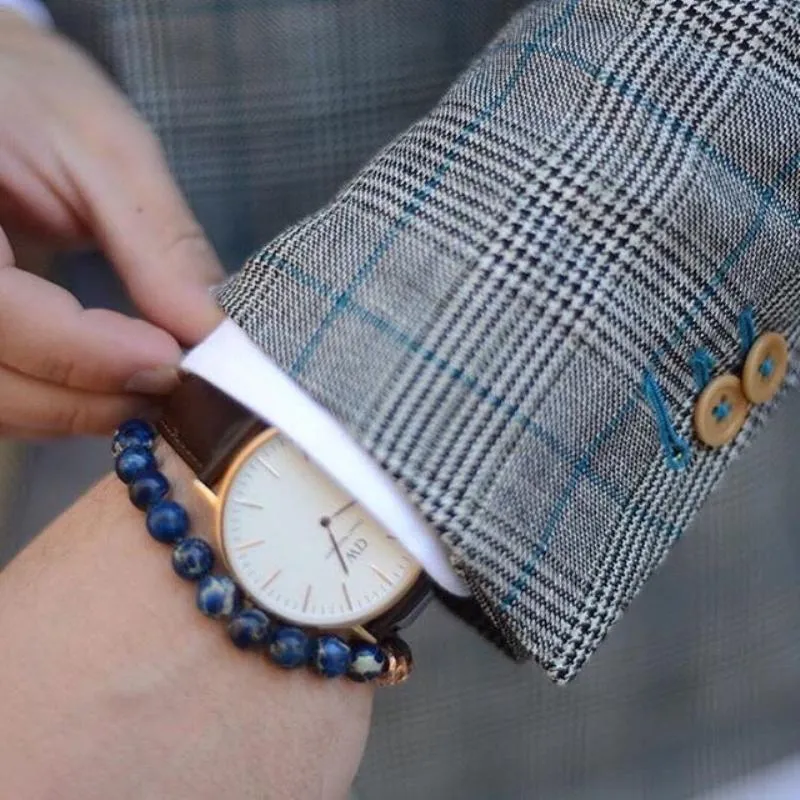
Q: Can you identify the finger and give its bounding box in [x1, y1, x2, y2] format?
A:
[0, 361, 150, 435]
[67, 120, 226, 346]
[0, 144, 90, 244]
[0, 268, 182, 394]
[0, 221, 13, 267]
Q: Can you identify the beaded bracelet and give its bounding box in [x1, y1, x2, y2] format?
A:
[112, 418, 413, 685]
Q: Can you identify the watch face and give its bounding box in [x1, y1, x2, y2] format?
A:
[217, 429, 422, 629]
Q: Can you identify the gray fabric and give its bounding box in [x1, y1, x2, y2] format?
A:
[5, 0, 799, 794]
[45, 0, 527, 269]
[359, 390, 800, 799]
[216, 0, 800, 681]
[6, 381, 800, 799]
[46, 0, 800, 681]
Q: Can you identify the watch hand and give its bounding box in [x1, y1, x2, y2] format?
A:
[321, 517, 349, 575]
[323, 521, 364, 560]
[329, 499, 356, 521]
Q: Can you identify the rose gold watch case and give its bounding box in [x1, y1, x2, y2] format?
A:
[195, 427, 430, 641]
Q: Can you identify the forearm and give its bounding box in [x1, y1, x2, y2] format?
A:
[214, 1, 800, 680]
[0, 442, 372, 800]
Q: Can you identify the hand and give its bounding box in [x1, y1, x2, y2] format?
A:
[0, 444, 372, 799]
[0, 10, 225, 438]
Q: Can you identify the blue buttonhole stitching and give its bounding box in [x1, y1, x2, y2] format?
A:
[642, 370, 691, 471]
[691, 349, 715, 391]
[738, 306, 756, 356]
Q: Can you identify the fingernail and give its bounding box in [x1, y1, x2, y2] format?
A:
[125, 366, 180, 395]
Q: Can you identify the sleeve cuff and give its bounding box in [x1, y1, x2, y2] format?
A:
[181, 318, 469, 598]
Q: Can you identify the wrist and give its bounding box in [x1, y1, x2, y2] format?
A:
[0, 432, 372, 799]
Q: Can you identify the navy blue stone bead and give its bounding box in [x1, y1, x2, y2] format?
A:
[112, 419, 155, 455]
[146, 500, 189, 543]
[196, 575, 241, 619]
[347, 642, 387, 683]
[268, 626, 310, 669]
[129, 471, 169, 511]
[172, 537, 214, 581]
[227, 608, 271, 649]
[114, 445, 157, 484]
[311, 635, 351, 678]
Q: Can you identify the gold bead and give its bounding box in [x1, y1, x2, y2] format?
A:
[376, 637, 414, 687]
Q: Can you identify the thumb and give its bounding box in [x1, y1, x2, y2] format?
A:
[71, 121, 226, 346]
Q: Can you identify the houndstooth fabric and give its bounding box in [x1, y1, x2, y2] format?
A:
[216, 0, 800, 682]
[45, 0, 800, 684]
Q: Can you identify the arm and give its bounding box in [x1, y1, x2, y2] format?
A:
[213, 1, 800, 680]
[3, 0, 795, 696]
[0, 442, 372, 800]
[0, 8, 224, 439]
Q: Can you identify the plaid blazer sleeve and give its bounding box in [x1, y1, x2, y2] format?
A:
[216, 0, 800, 683]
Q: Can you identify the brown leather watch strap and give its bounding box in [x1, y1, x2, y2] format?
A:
[157, 374, 265, 487]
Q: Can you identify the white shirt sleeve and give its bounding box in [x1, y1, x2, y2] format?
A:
[0, 0, 468, 599]
[0, 0, 53, 27]
[182, 319, 469, 597]
[2, 0, 467, 598]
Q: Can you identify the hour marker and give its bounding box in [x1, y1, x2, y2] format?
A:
[235, 498, 264, 509]
[352, 625, 377, 644]
[260, 569, 282, 590]
[303, 585, 312, 612]
[236, 539, 266, 551]
[342, 582, 354, 611]
[257, 457, 280, 477]
[371, 565, 394, 586]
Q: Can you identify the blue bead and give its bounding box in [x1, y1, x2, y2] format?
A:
[347, 642, 387, 683]
[129, 471, 169, 510]
[172, 538, 214, 581]
[759, 356, 775, 379]
[114, 445, 157, 484]
[196, 575, 241, 619]
[228, 608, 271, 649]
[112, 419, 155, 455]
[268, 627, 310, 669]
[146, 500, 189, 543]
[311, 635, 351, 678]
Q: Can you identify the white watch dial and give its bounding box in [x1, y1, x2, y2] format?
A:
[218, 430, 422, 628]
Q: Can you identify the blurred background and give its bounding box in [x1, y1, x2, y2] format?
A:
[3, 1, 800, 796]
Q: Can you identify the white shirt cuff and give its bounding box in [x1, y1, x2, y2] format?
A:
[181, 319, 469, 597]
[0, 0, 53, 27]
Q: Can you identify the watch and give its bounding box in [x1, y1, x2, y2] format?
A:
[157, 373, 430, 674]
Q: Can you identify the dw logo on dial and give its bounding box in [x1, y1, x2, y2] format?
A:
[345, 538, 368, 563]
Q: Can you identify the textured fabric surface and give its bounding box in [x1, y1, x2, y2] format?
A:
[5, 0, 800, 794]
[5, 381, 800, 799]
[216, 0, 800, 681]
[44, 0, 800, 678]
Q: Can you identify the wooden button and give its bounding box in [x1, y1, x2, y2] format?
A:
[694, 374, 749, 448]
[742, 331, 789, 404]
